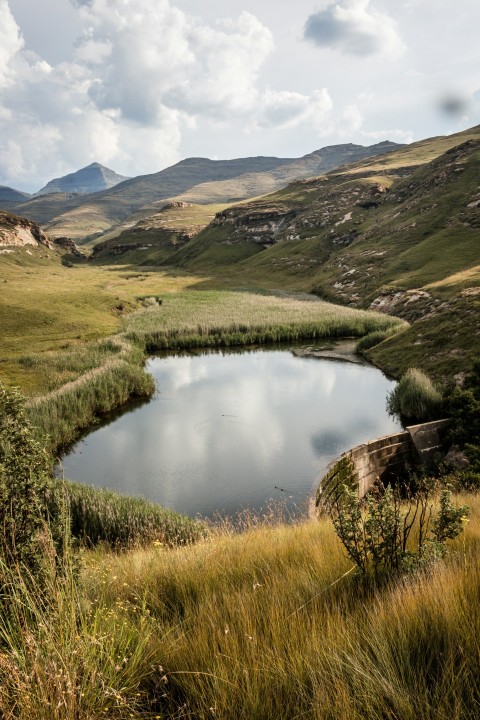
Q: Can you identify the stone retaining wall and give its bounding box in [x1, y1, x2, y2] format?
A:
[316, 419, 450, 511]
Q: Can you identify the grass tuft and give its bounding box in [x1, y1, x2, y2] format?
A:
[387, 367, 443, 422]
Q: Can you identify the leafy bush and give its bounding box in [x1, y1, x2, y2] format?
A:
[0, 384, 66, 584]
[445, 362, 480, 446]
[387, 367, 443, 422]
[330, 480, 468, 578]
[444, 363, 480, 486]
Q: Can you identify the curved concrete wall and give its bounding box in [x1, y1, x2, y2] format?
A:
[316, 419, 450, 511]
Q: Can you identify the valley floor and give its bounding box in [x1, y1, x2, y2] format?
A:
[1, 251, 479, 720]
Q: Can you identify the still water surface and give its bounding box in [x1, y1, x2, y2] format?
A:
[60, 348, 402, 518]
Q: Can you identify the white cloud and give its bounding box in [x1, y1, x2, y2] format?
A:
[164, 12, 274, 119]
[0, 0, 336, 190]
[304, 0, 406, 58]
[0, 0, 24, 88]
[341, 103, 363, 133]
[255, 88, 333, 130]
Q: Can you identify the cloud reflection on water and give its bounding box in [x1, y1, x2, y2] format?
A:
[61, 349, 401, 518]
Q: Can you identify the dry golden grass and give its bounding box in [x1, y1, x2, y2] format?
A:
[72, 492, 480, 719]
[1, 492, 479, 719]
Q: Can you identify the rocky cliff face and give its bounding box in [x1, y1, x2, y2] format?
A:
[0, 211, 53, 250]
[212, 203, 298, 245]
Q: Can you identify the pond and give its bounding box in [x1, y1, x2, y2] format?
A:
[59, 346, 402, 519]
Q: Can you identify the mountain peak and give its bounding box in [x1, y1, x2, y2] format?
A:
[35, 163, 130, 197]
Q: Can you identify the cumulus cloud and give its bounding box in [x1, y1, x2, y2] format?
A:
[0, 0, 334, 190]
[304, 0, 405, 58]
[0, 0, 24, 88]
[255, 88, 333, 130]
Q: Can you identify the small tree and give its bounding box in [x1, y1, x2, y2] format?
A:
[0, 383, 66, 584]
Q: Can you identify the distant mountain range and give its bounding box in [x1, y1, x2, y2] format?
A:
[2, 124, 479, 383]
[1, 141, 403, 241]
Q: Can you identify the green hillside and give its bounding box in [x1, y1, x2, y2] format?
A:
[6, 142, 402, 242]
[147, 126, 480, 380]
[90, 201, 232, 265]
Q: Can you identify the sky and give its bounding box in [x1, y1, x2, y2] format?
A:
[1, 0, 479, 192]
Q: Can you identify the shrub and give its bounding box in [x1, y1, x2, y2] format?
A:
[387, 367, 443, 422]
[445, 362, 480, 446]
[0, 384, 67, 585]
[330, 479, 468, 578]
[443, 362, 480, 487]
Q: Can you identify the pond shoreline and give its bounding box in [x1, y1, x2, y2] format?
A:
[59, 347, 401, 520]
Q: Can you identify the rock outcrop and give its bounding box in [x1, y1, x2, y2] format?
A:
[53, 236, 86, 258]
[212, 203, 298, 245]
[0, 211, 53, 250]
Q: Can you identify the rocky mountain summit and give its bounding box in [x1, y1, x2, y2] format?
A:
[34, 163, 130, 196]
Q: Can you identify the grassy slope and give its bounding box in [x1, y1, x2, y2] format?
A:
[0, 252, 194, 393]
[88, 499, 479, 719]
[3, 492, 478, 719]
[164, 129, 480, 382]
[10, 143, 402, 242]
[171, 130, 480, 294]
[91, 202, 232, 265]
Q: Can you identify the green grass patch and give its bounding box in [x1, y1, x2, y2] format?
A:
[386, 367, 443, 422]
[0, 258, 195, 392]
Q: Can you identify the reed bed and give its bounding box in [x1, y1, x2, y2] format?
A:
[125, 290, 405, 351]
[27, 361, 154, 453]
[64, 481, 206, 549]
[1, 491, 477, 719]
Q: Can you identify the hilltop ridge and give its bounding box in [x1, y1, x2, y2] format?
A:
[34, 162, 130, 197]
[5, 141, 403, 241]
